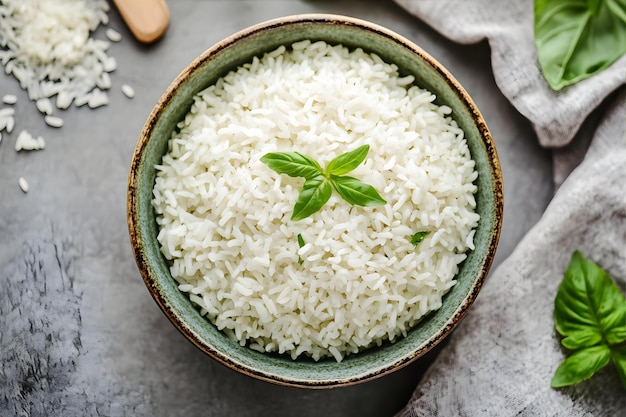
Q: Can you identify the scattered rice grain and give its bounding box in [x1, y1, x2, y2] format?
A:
[121, 83, 135, 98]
[0, 108, 15, 118]
[2, 94, 17, 104]
[55, 91, 73, 109]
[18, 177, 29, 193]
[0, 111, 15, 133]
[0, 0, 114, 115]
[44, 115, 64, 128]
[35, 98, 53, 115]
[15, 129, 45, 151]
[106, 28, 122, 42]
[5, 115, 15, 133]
[87, 88, 109, 108]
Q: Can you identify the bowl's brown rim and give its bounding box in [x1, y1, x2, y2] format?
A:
[127, 13, 504, 388]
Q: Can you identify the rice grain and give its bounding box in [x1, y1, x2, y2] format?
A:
[106, 28, 122, 42]
[0, 0, 114, 114]
[18, 177, 29, 193]
[15, 130, 45, 151]
[2, 94, 17, 104]
[121, 83, 135, 98]
[44, 115, 64, 128]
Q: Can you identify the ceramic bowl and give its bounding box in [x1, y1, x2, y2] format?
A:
[127, 14, 503, 388]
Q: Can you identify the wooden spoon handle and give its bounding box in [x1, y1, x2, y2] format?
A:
[113, 0, 170, 44]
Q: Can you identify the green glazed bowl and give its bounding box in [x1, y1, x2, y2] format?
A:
[127, 14, 503, 388]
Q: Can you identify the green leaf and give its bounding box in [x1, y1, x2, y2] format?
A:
[610, 345, 626, 389]
[297, 233, 305, 265]
[325, 145, 370, 176]
[261, 151, 322, 180]
[561, 329, 603, 350]
[291, 176, 332, 221]
[534, 0, 626, 90]
[552, 250, 626, 389]
[410, 231, 430, 247]
[605, 304, 626, 345]
[554, 251, 626, 347]
[551, 345, 611, 388]
[261, 145, 387, 220]
[330, 175, 387, 207]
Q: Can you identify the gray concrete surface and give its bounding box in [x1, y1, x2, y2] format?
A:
[0, 1, 554, 416]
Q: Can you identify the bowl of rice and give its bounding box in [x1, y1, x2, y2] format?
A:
[128, 14, 503, 387]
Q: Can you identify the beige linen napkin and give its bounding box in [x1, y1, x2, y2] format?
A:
[394, 1, 626, 415]
[394, 0, 626, 149]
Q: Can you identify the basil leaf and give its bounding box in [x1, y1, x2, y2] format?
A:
[552, 251, 626, 389]
[291, 176, 332, 221]
[560, 329, 603, 350]
[550, 345, 611, 388]
[261, 145, 387, 220]
[534, 0, 626, 90]
[611, 345, 626, 388]
[605, 304, 626, 345]
[410, 231, 430, 247]
[325, 144, 370, 176]
[330, 175, 386, 207]
[261, 152, 322, 179]
[554, 251, 626, 346]
[297, 233, 305, 265]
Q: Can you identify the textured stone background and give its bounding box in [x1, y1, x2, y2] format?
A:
[0, 1, 556, 416]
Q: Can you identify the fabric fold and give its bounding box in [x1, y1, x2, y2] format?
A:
[394, 0, 626, 149]
[397, 88, 626, 416]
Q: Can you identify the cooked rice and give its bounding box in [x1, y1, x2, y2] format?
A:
[153, 41, 480, 361]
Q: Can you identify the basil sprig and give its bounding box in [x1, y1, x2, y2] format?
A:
[261, 145, 386, 220]
[534, 0, 626, 90]
[551, 251, 626, 389]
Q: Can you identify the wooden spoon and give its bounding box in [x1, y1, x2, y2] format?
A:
[113, 0, 170, 44]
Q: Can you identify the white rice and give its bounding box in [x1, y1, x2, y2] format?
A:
[121, 83, 135, 99]
[18, 176, 29, 193]
[0, 107, 15, 134]
[152, 41, 480, 362]
[106, 27, 122, 42]
[44, 115, 64, 128]
[36, 98, 53, 115]
[2, 94, 17, 104]
[0, 0, 113, 112]
[15, 129, 45, 151]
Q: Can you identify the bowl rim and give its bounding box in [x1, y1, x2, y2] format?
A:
[127, 13, 504, 388]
